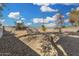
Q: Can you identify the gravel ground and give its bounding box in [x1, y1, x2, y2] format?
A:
[0, 31, 39, 56]
[68, 32, 79, 35]
[57, 35, 79, 56]
[1, 28, 79, 56]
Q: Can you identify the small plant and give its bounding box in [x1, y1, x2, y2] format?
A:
[41, 25, 46, 32]
[41, 41, 52, 56]
[40, 34, 53, 56]
[16, 21, 26, 30]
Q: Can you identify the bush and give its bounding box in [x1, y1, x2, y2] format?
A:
[77, 30, 79, 32]
[41, 25, 47, 32]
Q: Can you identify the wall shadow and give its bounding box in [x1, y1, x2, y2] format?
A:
[0, 30, 40, 56]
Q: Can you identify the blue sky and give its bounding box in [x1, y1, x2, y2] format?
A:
[1, 3, 79, 28]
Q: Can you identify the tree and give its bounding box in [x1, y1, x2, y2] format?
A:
[69, 10, 79, 26]
[41, 25, 47, 32]
[16, 20, 26, 30]
[56, 13, 64, 33]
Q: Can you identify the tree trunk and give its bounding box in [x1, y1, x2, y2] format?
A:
[59, 27, 62, 34]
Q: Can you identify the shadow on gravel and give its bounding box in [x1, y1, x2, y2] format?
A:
[57, 36, 79, 56]
[0, 30, 40, 56]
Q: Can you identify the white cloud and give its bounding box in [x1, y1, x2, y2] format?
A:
[0, 19, 5, 23]
[52, 13, 60, 20]
[45, 17, 53, 22]
[33, 13, 60, 24]
[45, 14, 59, 22]
[0, 19, 5, 26]
[76, 7, 79, 11]
[27, 23, 32, 25]
[66, 12, 70, 16]
[25, 23, 32, 26]
[46, 13, 62, 22]
[33, 13, 65, 28]
[72, 7, 79, 11]
[8, 12, 21, 20]
[33, 3, 55, 6]
[33, 18, 49, 23]
[45, 23, 57, 28]
[33, 18, 45, 23]
[64, 19, 69, 23]
[40, 6, 58, 12]
[21, 18, 25, 21]
[33, 13, 59, 23]
[33, 3, 50, 6]
[33, 3, 57, 12]
[16, 20, 23, 23]
[32, 13, 66, 28]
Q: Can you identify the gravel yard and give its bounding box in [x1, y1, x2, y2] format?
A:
[0, 31, 39, 56]
[57, 35, 79, 56]
[1, 27, 79, 56]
